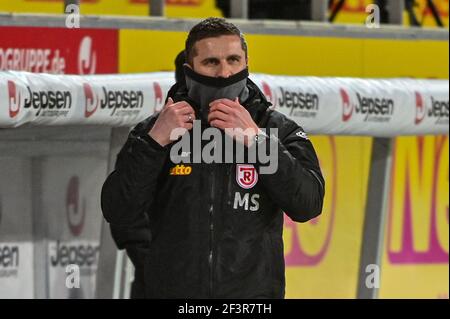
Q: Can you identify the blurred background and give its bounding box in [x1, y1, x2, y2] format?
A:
[0, 0, 448, 299]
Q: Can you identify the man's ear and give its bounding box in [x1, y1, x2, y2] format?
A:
[183, 63, 193, 70]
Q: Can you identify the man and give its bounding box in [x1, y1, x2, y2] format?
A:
[101, 17, 325, 298]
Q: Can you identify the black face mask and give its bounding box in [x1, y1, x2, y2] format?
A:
[183, 65, 250, 122]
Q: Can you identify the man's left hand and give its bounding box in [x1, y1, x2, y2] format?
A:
[208, 98, 260, 147]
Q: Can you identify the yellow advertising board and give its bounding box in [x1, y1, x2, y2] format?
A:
[284, 136, 372, 298]
[379, 136, 449, 298]
[119, 28, 448, 298]
[333, 0, 448, 28]
[0, 0, 222, 18]
[0, 0, 447, 27]
[120, 31, 449, 79]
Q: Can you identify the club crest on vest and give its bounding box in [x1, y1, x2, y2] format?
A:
[236, 164, 258, 189]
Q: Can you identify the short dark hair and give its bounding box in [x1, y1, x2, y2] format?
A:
[185, 17, 248, 65]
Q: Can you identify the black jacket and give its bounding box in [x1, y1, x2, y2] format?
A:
[101, 79, 325, 298]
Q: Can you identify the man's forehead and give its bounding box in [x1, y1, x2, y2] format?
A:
[194, 35, 244, 56]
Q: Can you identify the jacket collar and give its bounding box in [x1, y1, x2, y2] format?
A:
[167, 78, 271, 126]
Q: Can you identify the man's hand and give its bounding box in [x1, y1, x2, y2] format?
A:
[149, 98, 196, 147]
[208, 98, 260, 146]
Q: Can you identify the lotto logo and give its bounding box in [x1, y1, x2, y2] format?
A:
[170, 165, 192, 176]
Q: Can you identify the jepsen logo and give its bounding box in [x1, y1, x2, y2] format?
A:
[78, 36, 97, 75]
[415, 91, 426, 125]
[261, 81, 277, 108]
[414, 91, 449, 126]
[277, 87, 319, 118]
[82, 84, 144, 118]
[8, 80, 71, 118]
[83, 83, 99, 118]
[429, 97, 449, 125]
[8, 80, 21, 118]
[66, 176, 86, 237]
[340, 87, 394, 122]
[236, 164, 258, 189]
[340, 88, 353, 122]
[50, 179, 99, 282]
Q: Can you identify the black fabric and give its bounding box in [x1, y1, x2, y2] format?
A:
[174, 50, 186, 84]
[101, 79, 325, 298]
[185, 67, 249, 122]
[183, 65, 249, 88]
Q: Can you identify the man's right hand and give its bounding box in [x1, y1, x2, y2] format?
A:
[149, 98, 196, 147]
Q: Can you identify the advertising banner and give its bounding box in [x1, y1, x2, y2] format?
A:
[284, 136, 371, 298]
[0, 27, 118, 75]
[119, 30, 449, 79]
[331, 0, 448, 28]
[0, 71, 171, 127]
[0, 0, 222, 18]
[0, 242, 34, 299]
[0, 71, 447, 137]
[0, 157, 34, 298]
[379, 135, 449, 298]
[41, 157, 106, 298]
